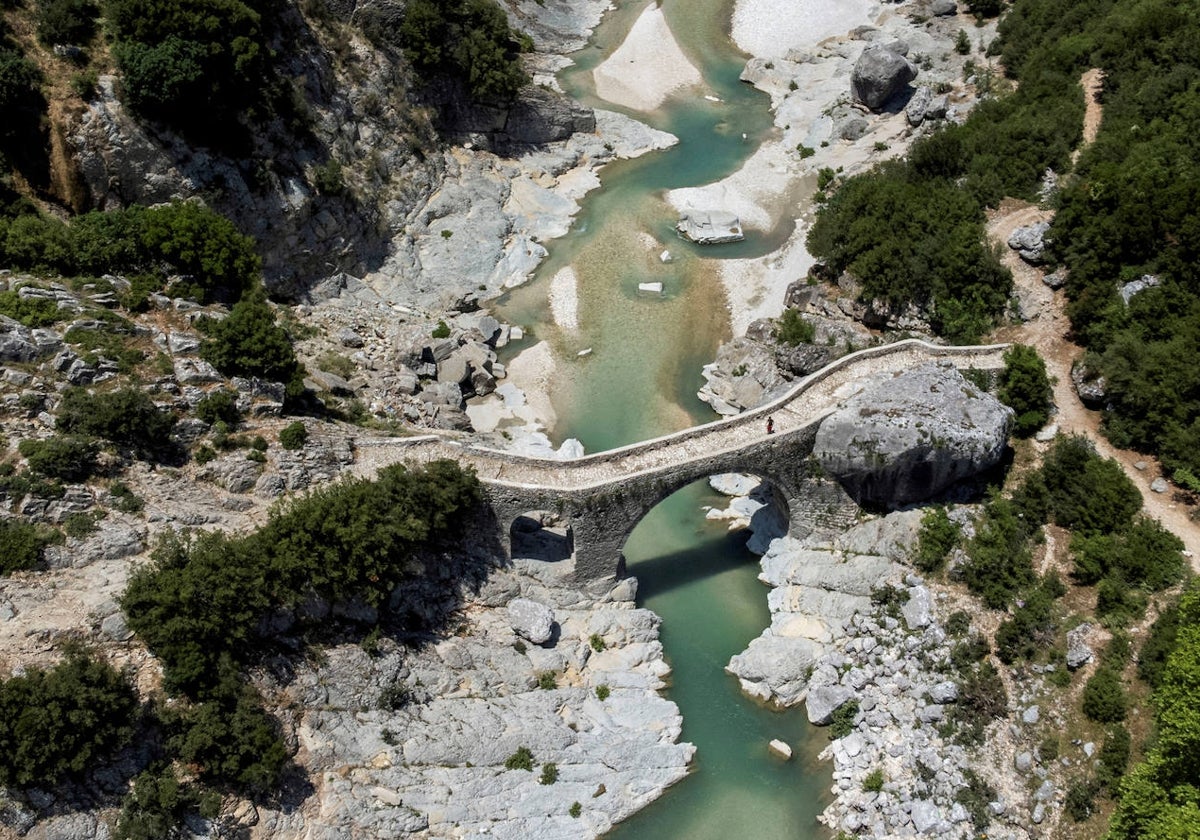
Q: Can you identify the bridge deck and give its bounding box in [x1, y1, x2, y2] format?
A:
[353, 340, 1009, 492]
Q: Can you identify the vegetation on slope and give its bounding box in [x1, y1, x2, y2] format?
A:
[810, 0, 1200, 478]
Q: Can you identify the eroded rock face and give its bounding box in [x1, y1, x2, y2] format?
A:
[813, 362, 1012, 508]
[851, 46, 918, 111]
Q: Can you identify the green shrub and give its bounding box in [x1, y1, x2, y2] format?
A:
[63, 511, 101, 538]
[913, 506, 959, 573]
[196, 390, 241, 426]
[1138, 602, 1181, 688]
[829, 699, 859, 738]
[950, 635, 990, 673]
[65, 325, 145, 373]
[953, 661, 1007, 744]
[431, 320, 451, 339]
[960, 497, 1037, 609]
[954, 768, 996, 830]
[944, 610, 972, 637]
[35, 0, 98, 46]
[0, 290, 66, 328]
[114, 766, 219, 840]
[312, 159, 344, 196]
[56, 387, 176, 457]
[862, 768, 884, 792]
[569, 802, 581, 818]
[1065, 779, 1098, 822]
[18, 435, 99, 482]
[1097, 725, 1131, 787]
[1071, 517, 1184, 591]
[537, 671, 556, 690]
[588, 633, 606, 652]
[198, 292, 302, 387]
[539, 762, 558, 785]
[1082, 667, 1127, 723]
[377, 683, 410, 710]
[1041, 436, 1141, 536]
[0, 517, 55, 574]
[955, 29, 971, 55]
[1096, 575, 1147, 628]
[279, 421, 308, 450]
[109, 480, 145, 513]
[773, 308, 815, 346]
[0, 647, 137, 787]
[994, 578, 1059, 663]
[505, 746, 534, 771]
[166, 675, 288, 794]
[595, 684, 610, 701]
[997, 345, 1053, 438]
[394, 0, 529, 102]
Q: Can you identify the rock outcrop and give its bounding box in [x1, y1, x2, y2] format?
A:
[1007, 221, 1051, 265]
[676, 210, 745, 244]
[726, 512, 920, 706]
[813, 362, 1013, 508]
[851, 46, 918, 111]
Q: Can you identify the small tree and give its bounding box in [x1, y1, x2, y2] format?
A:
[773, 308, 816, 346]
[997, 345, 1052, 438]
[0, 647, 137, 787]
[279, 421, 308, 450]
[1082, 667, 1127, 723]
[18, 435, 99, 482]
[199, 291, 302, 390]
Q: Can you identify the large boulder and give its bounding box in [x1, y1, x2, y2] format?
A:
[813, 362, 1013, 508]
[1007, 221, 1051, 264]
[806, 684, 855, 725]
[851, 46, 918, 111]
[507, 597, 555, 645]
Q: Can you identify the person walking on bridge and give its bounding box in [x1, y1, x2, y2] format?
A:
[766, 416, 775, 434]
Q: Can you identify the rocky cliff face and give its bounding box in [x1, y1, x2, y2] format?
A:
[813, 361, 1013, 508]
[64, 0, 621, 304]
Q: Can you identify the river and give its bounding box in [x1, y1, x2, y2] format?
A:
[495, 0, 834, 835]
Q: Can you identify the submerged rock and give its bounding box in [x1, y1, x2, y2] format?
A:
[676, 210, 744, 244]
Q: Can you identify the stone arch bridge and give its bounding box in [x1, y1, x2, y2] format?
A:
[353, 340, 1008, 584]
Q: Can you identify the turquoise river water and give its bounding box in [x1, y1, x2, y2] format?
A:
[495, 0, 835, 836]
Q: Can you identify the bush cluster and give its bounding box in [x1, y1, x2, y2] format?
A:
[56, 387, 176, 458]
[198, 291, 303, 392]
[959, 435, 1168, 616]
[1108, 579, 1200, 838]
[912, 506, 959, 573]
[35, 0, 99, 46]
[0, 202, 261, 305]
[122, 461, 481, 696]
[388, 0, 529, 102]
[996, 345, 1052, 437]
[18, 435, 99, 482]
[0, 517, 59, 574]
[0, 647, 137, 787]
[104, 0, 276, 143]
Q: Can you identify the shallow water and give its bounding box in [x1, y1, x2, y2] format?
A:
[495, 0, 833, 835]
[496, 0, 795, 443]
[606, 482, 833, 839]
